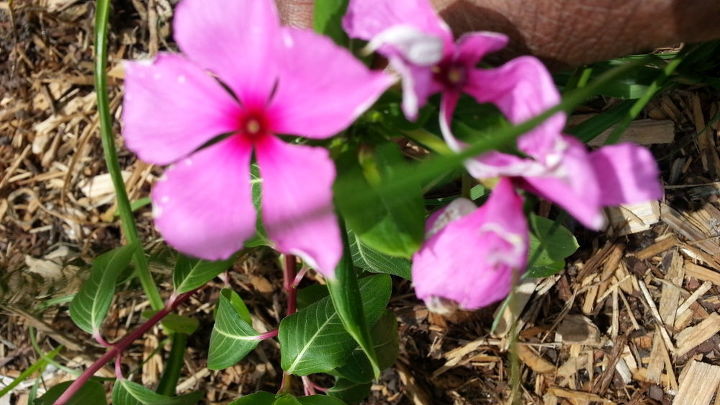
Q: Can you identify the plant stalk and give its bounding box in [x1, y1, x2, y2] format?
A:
[94, 0, 163, 310]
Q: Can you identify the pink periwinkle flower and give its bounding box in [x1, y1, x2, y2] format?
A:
[412, 178, 528, 312]
[344, 0, 662, 230]
[122, 0, 394, 277]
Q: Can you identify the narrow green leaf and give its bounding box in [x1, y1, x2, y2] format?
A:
[245, 163, 271, 248]
[328, 379, 372, 404]
[208, 289, 261, 370]
[34, 380, 106, 405]
[312, 0, 349, 46]
[347, 229, 411, 279]
[70, 244, 137, 334]
[112, 380, 202, 405]
[333, 310, 399, 383]
[1, 345, 62, 399]
[173, 254, 235, 294]
[298, 395, 348, 405]
[280, 274, 391, 375]
[327, 241, 388, 378]
[229, 392, 277, 405]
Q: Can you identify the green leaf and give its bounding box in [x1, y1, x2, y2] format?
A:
[333, 310, 399, 383]
[297, 284, 330, 310]
[348, 229, 411, 279]
[141, 311, 199, 335]
[274, 396, 303, 405]
[246, 164, 271, 247]
[335, 144, 425, 258]
[328, 379, 372, 404]
[525, 215, 579, 278]
[229, 392, 277, 405]
[298, 396, 348, 405]
[208, 289, 261, 370]
[173, 254, 235, 294]
[70, 244, 137, 334]
[34, 380, 106, 405]
[112, 380, 202, 405]
[313, 0, 349, 46]
[280, 274, 391, 375]
[326, 246, 388, 378]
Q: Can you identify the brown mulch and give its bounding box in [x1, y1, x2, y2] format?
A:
[2, 1, 720, 404]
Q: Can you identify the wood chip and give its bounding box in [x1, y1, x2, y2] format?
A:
[516, 344, 556, 374]
[546, 387, 615, 404]
[635, 235, 679, 260]
[685, 262, 720, 286]
[675, 313, 720, 358]
[658, 250, 684, 329]
[605, 201, 660, 235]
[673, 361, 720, 405]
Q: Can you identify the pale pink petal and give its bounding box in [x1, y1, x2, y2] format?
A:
[465, 56, 566, 163]
[173, 0, 280, 105]
[424, 198, 476, 237]
[392, 57, 436, 120]
[590, 143, 663, 206]
[268, 29, 395, 139]
[255, 136, 342, 277]
[519, 137, 605, 229]
[412, 179, 528, 311]
[122, 53, 242, 165]
[454, 32, 509, 66]
[343, 0, 452, 48]
[152, 137, 255, 260]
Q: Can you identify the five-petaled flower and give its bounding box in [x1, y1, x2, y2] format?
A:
[122, 0, 393, 277]
[412, 179, 528, 312]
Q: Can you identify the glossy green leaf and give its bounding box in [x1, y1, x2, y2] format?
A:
[335, 144, 425, 258]
[70, 244, 137, 334]
[326, 247, 387, 378]
[280, 274, 391, 375]
[313, 0, 349, 46]
[297, 284, 330, 310]
[208, 289, 261, 370]
[348, 229, 411, 279]
[173, 254, 235, 294]
[525, 215, 579, 278]
[112, 380, 202, 405]
[229, 392, 277, 405]
[327, 379, 372, 404]
[141, 311, 199, 335]
[333, 310, 399, 383]
[34, 380, 106, 405]
[274, 396, 303, 405]
[298, 395, 347, 405]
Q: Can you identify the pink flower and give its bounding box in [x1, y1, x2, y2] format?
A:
[344, 0, 662, 229]
[122, 0, 393, 276]
[412, 179, 528, 311]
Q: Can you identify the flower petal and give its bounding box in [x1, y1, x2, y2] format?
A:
[454, 32, 509, 66]
[412, 179, 528, 310]
[391, 57, 436, 120]
[590, 143, 662, 206]
[519, 137, 605, 229]
[465, 56, 566, 163]
[152, 137, 255, 260]
[255, 136, 342, 277]
[122, 53, 242, 165]
[343, 0, 452, 47]
[173, 0, 280, 105]
[268, 28, 394, 139]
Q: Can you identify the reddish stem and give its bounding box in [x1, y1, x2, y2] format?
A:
[283, 255, 298, 316]
[53, 291, 196, 405]
[254, 329, 279, 340]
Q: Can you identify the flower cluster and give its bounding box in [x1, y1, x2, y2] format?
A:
[123, 0, 662, 312]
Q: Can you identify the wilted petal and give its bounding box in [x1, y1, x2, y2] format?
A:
[173, 0, 280, 105]
[412, 179, 528, 311]
[343, 0, 452, 49]
[465, 56, 566, 163]
[590, 143, 662, 206]
[425, 198, 476, 237]
[152, 137, 255, 260]
[269, 29, 395, 138]
[255, 136, 342, 277]
[454, 32, 508, 66]
[122, 53, 242, 165]
[519, 137, 605, 229]
[366, 25, 445, 66]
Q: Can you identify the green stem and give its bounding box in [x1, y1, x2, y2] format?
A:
[156, 333, 188, 395]
[0, 345, 62, 398]
[94, 0, 163, 310]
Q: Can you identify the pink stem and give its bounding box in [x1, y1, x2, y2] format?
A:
[53, 291, 196, 405]
[93, 332, 112, 348]
[302, 376, 317, 396]
[292, 266, 309, 288]
[253, 329, 279, 340]
[114, 354, 124, 380]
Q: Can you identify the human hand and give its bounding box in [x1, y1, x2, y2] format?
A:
[275, 0, 720, 69]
